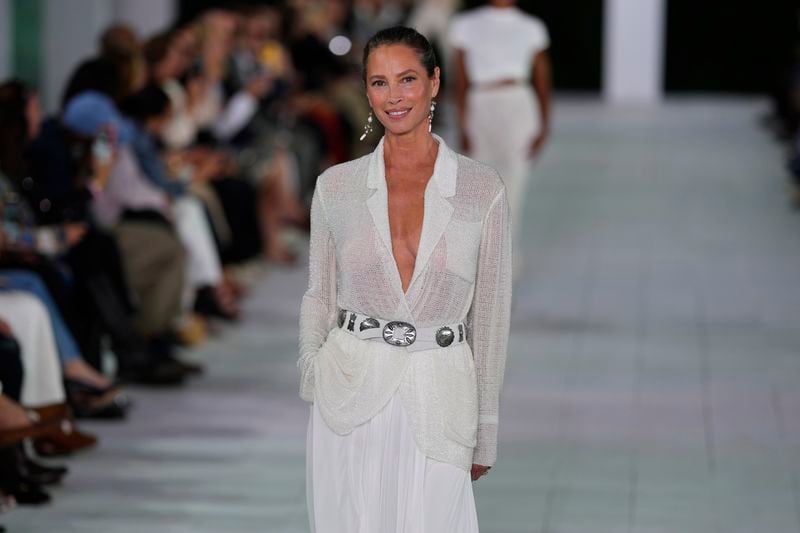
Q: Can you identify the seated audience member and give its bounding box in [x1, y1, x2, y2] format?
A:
[0, 317, 69, 507]
[0, 269, 129, 419]
[119, 85, 239, 319]
[146, 20, 305, 265]
[0, 292, 96, 458]
[0, 78, 178, 384]
[99, 24, 148, 101]
[64, 88, 235, 333]
[59, 91, 192, 379]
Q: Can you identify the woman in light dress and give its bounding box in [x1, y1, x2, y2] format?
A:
[451, 0, 552, 276]
[299, 27, 512, 532]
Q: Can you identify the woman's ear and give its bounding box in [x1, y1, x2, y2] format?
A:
[431, 66, 441, 98]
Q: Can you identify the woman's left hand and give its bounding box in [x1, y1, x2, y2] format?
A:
[528, 128, 550, 160]
[471, 464, 491, 481]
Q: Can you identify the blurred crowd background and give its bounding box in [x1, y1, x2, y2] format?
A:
[0, 0, 797, 520]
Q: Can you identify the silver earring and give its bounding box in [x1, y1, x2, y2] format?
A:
[428, 100, 437, 132]
[359, 111, 374, 141]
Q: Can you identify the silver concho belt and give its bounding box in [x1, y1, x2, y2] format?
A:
[337, 309, 468, 352]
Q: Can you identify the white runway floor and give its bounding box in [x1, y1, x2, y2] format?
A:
[6, 98, 800, 532]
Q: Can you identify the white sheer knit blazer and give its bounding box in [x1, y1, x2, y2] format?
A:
[298, 134, 512, 470]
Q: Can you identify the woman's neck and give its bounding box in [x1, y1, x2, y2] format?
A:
[383, 127, 438, 172]
[489, 1, 516, 9]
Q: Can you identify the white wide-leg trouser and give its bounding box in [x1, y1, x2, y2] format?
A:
[307, 394, 480, 533]
[468, 84, 539, 276]
[173, 195, 224, 311]
[0, 292, 66, 406]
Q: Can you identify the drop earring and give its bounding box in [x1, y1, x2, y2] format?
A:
[428, 100, 437, 132]
[359, 111, 374, 141]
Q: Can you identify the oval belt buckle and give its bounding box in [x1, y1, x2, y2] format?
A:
[382, 321, 417, 347]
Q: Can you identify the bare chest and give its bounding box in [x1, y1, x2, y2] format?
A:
[386, 165, 434, 292]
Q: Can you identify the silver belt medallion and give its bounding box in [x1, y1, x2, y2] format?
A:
[382, 321, 417, 347]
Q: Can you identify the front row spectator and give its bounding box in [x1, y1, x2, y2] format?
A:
[0, 79, 182, 385]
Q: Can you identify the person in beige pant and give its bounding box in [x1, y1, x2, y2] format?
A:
[114, 221, 186, 338]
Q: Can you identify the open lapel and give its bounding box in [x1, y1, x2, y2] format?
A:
[365, 135, 458, 298]
[366, 138, 393, 258]
[407, 135, 457, 291]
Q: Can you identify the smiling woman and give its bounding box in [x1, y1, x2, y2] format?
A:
[362, 29, 440, 140]
[297, 26, 513, 533]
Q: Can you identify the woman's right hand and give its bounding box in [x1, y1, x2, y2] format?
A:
[90, 144, 117, 191]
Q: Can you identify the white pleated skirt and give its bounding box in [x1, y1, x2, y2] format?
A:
[306, 394, 480, 533]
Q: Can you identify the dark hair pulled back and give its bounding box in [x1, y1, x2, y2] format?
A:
[119, 84, 170, 123]
[61, 57, 124, 110]
[362, 26, 438, 84]
[0, 80, 31, 178]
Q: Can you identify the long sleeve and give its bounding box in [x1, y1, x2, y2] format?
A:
[161, 80, 198, 150]
[212, 91, 258, 142]
[131, 129, 187, 198]
[298, 186, 338, 401]
[468, 187, 512, 467]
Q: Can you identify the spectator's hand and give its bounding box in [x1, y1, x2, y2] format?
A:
[192, 151, 226, 182]
[246, 73, 274, 99]
[186, 76, 210, 110]
[0, 318, 12, 338]
[471, 464, 491, 481]
[164, 150, 188, 176]
[63, 222, 88, 246]
[528, 128, 550, 160]
[90, 146, 116, 191]
[222, 154, 239, 176]
[459, 130, 473, 155]
[89, 124, 117, 190]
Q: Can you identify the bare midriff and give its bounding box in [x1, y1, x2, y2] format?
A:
[470, 78, 526, 91]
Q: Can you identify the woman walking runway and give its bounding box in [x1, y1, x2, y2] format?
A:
[450, 0, 552, 275]
[298, 26, 512, 533]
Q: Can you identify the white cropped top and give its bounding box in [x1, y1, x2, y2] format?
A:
[449, 6, 550, 86]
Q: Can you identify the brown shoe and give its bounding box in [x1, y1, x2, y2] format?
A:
[27, 403, 70, 424]
[34, 419, 97, 457]
[0, 419, 62, 448]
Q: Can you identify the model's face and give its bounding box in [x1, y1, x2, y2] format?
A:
[365, 44, 440, 138]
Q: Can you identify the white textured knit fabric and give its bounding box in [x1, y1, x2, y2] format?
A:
[298, 135, 512, 469]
